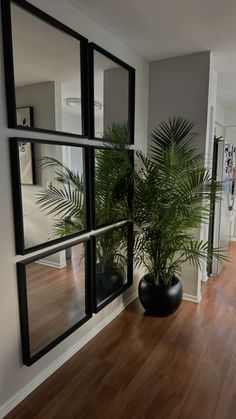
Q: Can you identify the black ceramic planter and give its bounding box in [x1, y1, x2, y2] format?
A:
[138, 274, 183, 317]
[96, 263, 124, 301]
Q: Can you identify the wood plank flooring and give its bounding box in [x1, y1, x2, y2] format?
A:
[26, 243, 85, 353]
[6, 243, 236, 418]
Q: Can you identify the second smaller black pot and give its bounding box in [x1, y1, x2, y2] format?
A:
[96, 263, 124, 301]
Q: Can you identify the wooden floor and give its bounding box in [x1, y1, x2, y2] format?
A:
[27, 243, 85, 353]
[6, 243, 236, 418]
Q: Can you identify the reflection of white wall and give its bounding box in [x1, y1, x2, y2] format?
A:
[70, 147, 83, 174]
[22, 143, 84, 256]
[23, 143, 84, 266]
[22, 144, 64, 269]
[16, 81, 57, 131]
[95, 115, 103, 137]
[61, 82, 82, 135]
[104, 67, 129, 130]
[22, 185, 55, 248]
[94, 58, 104, 137]
[62, 112, 81, 134]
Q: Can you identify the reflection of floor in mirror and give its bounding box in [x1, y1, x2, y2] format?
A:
[26, 243, 86, 354]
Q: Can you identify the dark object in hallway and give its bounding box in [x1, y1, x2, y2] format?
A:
[138, 274, 183, 316]
[96, 262, 125, 301]
[92, 223, 133, 312]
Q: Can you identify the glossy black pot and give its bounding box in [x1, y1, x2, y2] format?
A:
[96, 263, 125, 301]
[138, 274, 183, 317]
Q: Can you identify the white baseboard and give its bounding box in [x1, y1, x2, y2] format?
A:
[183, 293, 201, 304]
[0, 291, 138, 418]
[36, 259, 66, 269]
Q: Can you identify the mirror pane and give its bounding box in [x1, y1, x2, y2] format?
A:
[11, 3, 83, 135]
[94, 148, 131, 227]
[94, 51, 129, 138]
[17, 140, 85, 250]
[25, 243, 86, 355]
[95, 225, 129, 306]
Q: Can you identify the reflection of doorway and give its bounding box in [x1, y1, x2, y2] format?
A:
[208, 132, 236, 276]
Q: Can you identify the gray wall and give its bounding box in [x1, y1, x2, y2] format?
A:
[16, 81, 57, 131]
[104, 67, 129, 130]
[148, 51, 211, 156]
[147, 51, 211, 297]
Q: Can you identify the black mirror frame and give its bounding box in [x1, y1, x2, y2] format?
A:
[91, 221, 133, 313]
[1, 0, 89, 138]
[17, 238, 92, 366]
[10, 137, 91, 255]
[88, 43, 135, 144]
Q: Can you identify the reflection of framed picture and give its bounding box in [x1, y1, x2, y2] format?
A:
[16, 107, 34, 128]
[18, 141, 35, 185]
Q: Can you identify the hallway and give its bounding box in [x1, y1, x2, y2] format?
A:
[6, 244, 236, 419]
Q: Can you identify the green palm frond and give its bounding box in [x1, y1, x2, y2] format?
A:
[36, 184, 84, 219]
[34, 118, 226, 284]
[35, 122, 132, 270]
[132, 117, 226, 285]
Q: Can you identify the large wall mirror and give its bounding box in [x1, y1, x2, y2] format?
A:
[10, 138, 89, 254]
[91, 222, 133, 312]
[2, 0, 88, 136]
[92, 147, 133, 229]
[89, 43, 135, 143]
[17, 239, 91, 365]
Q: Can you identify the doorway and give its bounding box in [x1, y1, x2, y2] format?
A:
[208, 129, 236, 277]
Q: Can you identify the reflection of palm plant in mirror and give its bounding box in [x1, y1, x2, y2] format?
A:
[36, 157, 85, 236]
[97, 228, 128, 274]
[36, 123, 133, 272]
[95, 122, 133, 226]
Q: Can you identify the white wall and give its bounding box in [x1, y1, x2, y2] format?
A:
[148, 52, 211, 156]
[0, 0, 149, 414]
[224, 106, 236, 126]
[215, 102, 225, 126]
[104, 68, 129, 130]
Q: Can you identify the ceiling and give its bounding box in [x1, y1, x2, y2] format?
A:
[69, 0, 236, 108]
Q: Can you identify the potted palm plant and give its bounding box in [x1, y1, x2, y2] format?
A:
[35, 118, 224, 316]
[134, 117, 224, 316]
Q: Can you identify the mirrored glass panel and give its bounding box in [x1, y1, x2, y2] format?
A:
[11, 139, 87, 253]
[93, 46, 132, 140]
[18, 241, 90, 364]
[94, 148, 132, 227]
[93, 224, 132, 311]
[10, 2, 86, 135]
